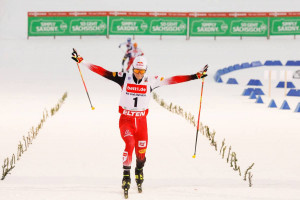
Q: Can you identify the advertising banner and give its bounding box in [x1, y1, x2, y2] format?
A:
[190, 17, 268, 37]
[28, 16, 107, 36]
[27, 12, 300, 37]
[270, 17, 300, 35]
[109, 16, 187, 35]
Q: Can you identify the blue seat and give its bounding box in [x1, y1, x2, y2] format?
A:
[276, 81, 284, 88]
[249, 91, 256, 99]
[227, 78, 238, 84]
[268, 99, 277, 108]
[273, 60, 283, 66]
[287, 89, 297, 96]
[280, 100, 290, 110]
[214, 75, 220, 81]
[216, 69, 224, 75]
[295, 90, 300, 97]
[276, 81, 296, 88]
[287, 82, 295, 88]
[286, 60, 300, 66]
[254, 80, 263, 86]
[251, 61, 263, 67]
[241, 62, 250, 68]
[254, 88, 265, 95]
[256, 96, 264, 104]
[228, 66, 235, 72]
[233, 64, 241, 70]
[242, 88, 254, 96]
[223, 68, 229, 74]
[247, 79, 256, 86]
[264, 60, 283, 66]
[295, 103, 300, 112]
[247, 79, 263, 86]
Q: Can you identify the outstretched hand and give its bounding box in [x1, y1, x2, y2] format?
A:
[196, 65, 208, 79]
[71, 48, 83, 63]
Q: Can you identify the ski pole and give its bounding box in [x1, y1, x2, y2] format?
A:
[193, 74, 206, 158]
[76, 63, 95, 110]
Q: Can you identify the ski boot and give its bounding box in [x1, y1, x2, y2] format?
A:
[122, 167, 131, 199]
[135, 158, 146, 193]
[135, 167, 144, 193]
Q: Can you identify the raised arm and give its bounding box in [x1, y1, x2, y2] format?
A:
[118, 42, 126, 48]
[71, 48, 126, 87]
[150, 65, 208, 91]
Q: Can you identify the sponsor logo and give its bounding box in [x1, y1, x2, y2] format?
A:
[123, 151, 128, 162]
[138, 149, 146, 154]
[113, 72, 116, 77]
[123, 110, 146, 117]
[136, 61, 144, 67]
[160, 77, 164, 81]
[126, 84, 147, 94]
[138, 141, 147, 148]
[124, 130, 133, 137]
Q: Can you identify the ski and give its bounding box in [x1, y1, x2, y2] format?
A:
[135, 166, 144, 194]
[137, 184, 142, 193]
[124, 188, 129, 199]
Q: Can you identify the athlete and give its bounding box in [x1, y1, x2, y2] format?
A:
[126, 42, 144, 72]
[119, 38, 133, 71]
[71, 49, 208, 198]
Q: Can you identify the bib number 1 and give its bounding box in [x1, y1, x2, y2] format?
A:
[133, 97, 138, 107]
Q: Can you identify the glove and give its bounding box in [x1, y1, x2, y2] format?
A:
[196, 65, 208, 79]
[71, 48, 83, 63]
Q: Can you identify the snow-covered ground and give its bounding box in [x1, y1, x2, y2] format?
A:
[1, 0, 300, 199]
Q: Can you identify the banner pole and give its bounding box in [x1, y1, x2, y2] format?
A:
[107, 16, 109, 39]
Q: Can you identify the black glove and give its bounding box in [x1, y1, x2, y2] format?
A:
[71, 48, 83, 63]
[196, 65, 208, 79]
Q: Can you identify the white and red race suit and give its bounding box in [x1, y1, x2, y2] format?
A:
[126, 48, 144, 72]
[80, 60, 199, 167]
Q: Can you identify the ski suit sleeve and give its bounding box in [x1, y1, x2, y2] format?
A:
[80, 60, 126, 87]
[150, 74, 198, 91]
[119, 42, 126, 47]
